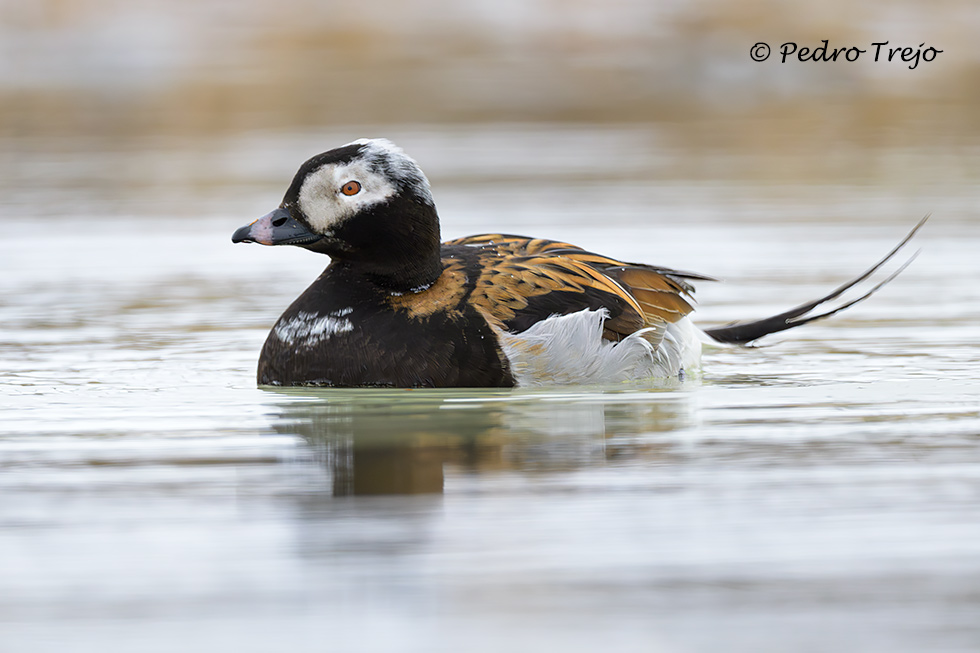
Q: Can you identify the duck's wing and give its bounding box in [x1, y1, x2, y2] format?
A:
[447, 234, 710, 343]
[444, 233, 581, 257]
[449, 233, 714, 289]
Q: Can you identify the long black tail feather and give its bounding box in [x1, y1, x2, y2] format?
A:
[703, 216, 928, 345]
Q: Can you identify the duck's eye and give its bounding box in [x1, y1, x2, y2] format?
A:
[340, 181, 361, 196]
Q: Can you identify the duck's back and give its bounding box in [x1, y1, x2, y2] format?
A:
[444, 234, 709, 384]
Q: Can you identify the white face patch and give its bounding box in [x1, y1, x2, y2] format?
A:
[296, 138, 434, 234]
[274, 310, 354, 348]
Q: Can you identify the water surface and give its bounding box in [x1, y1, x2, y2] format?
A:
[2, 126, 979, 652]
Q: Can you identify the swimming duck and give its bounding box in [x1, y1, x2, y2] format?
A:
[232, 138, 923, 388]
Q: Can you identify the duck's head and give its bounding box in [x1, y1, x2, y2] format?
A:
[233, 138, 443, 288]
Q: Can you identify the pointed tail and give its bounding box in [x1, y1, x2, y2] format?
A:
[703, 216, 928, 345]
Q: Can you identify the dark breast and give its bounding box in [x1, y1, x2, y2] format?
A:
[257, 259, 515, 388]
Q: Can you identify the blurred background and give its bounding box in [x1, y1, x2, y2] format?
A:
[2, 0, 979, 203]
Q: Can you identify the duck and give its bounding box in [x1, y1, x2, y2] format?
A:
[232, 138, 924, 388]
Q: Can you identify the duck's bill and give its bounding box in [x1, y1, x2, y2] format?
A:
[231, 207, 323, 246]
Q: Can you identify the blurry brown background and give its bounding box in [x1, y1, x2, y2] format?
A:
[3, 0, 979, 180]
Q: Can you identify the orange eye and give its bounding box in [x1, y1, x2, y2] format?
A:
[341, 181, 361, 196]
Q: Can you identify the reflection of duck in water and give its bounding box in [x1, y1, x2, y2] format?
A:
[272, 389, 693, 495]
[233, 139, 924, 388]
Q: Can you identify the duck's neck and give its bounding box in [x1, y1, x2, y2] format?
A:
[311, 195, 444, 293]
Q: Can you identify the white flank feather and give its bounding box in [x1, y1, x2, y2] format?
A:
[274, 310, 354, 349]
[496, 308, 703, 386]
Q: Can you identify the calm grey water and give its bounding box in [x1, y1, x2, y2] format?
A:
[2, 126, 979, 652]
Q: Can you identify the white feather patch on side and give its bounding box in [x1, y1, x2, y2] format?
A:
[496, 308, 702, 387]
[274, 310, 354, 349]
[655, 316, 705, 379]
